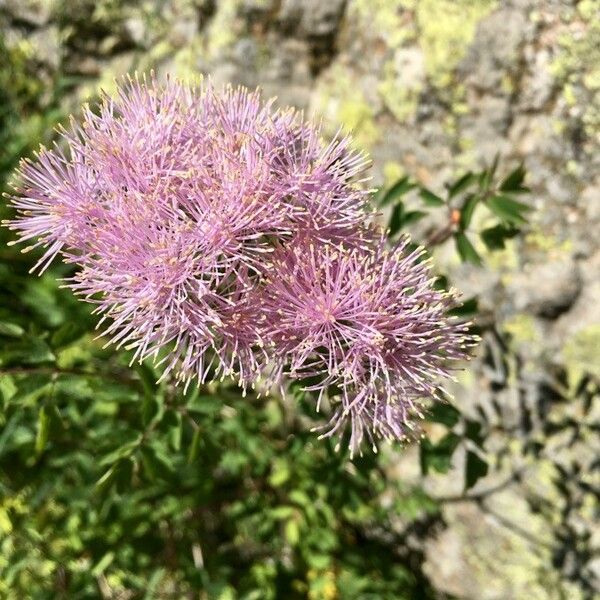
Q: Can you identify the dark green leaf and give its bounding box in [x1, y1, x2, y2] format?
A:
[402, 210, 428, 226]
[140, 445, 176, 481]
[427, 402, 460, 427]
[500, 163, 528, 193]
[454, 232, 482, 265]
[388, 201, 405, 236]
[480, 224, 519, 250]
[115, 457, 134, 492]
[448, 297, 479, 318]
[135, 362, 158, 398]
[465, 451, 488, 490]
[163, 410, 183, 451]
[420, 433, 461, 475]
[379, 176, 416, 206]
[187, 427, 202, 464]
[433, 275, 449, 291]
[487, 195, 531, 225]
[142, 393, 160, 427]
[50, 322, 85, 348]
[0, 336, 55, 367]
[465, 420, 485, 447]
[419, 188, 445, 206]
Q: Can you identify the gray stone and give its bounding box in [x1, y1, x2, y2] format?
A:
[460, 8, 528, 92]
[29, 25, 61, 69]
[1, 0, 54, 27]
[124, 16, 146, 46]
[508, 258, 582, 319]
[520, 48, 556, 111]
[278, 0, 346, 38]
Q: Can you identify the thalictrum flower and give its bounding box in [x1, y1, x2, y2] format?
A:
[3, 74, 473, 454]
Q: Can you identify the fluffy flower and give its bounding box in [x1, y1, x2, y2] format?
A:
[4, 75, 370, 388]
[263, 237, 471, 454]
[3, 74, 473, 454]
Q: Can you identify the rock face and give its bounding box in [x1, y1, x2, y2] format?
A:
[508, 258, 582, 318]
[1, 0, 599, 597]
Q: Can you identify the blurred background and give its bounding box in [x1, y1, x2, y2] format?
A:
[0, 1, 599, 598]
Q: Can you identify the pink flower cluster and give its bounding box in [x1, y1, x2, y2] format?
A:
[4, 76, 472, 454]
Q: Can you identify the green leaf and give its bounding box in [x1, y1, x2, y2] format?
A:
[480, 224, 519, 250]
[419, 188, 445, 206]
[95, 464, 118, 495]
[427, 402, 460, 428]
[142, 393, 160, 427]
[447, 172, 474, 198]
[379, 176, 416, 206]
[465, 420, 485, 448]
[0, 336, 55, 367]
[499, 163, 528, 193]
[187, 427, 202, 464]
[289, 490, 311, 507]
[388, 201, 404, 237]
[140, 445, 176, 481]
[91, 552, 115, 577]
[144, 569, 166, 600]
[98, 434, 141, 466]
[433, 275, 449, 291]
[186, 393, 220, 415]
[459, 194, 479, 230]
[11, 375, 52, 405]
[284, 519, 300, 546]
[271, 506, 296, 520]
[0, 321, 24, 338]
[454, 232, 482, 265]
[115, 457, 134, 493]
[420, 433, 461, 475]
[269, 459, 290, 487]
[50, 322, 85, 348]
[465, 451, 488, 490]
[487, 195, 531, 225]
[479, 153, 499, 190]
[402, 210, 428, 226]
[448, 297, 479, 318]
[389, 204, 427, 236]
[307, 554, 332, 570]
[135, 363, 158, 397]
[171, 413, 183, 452]
[35, 405, 50, 455]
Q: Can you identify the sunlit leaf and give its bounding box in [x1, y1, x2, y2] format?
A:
[34, 405, 50, 454]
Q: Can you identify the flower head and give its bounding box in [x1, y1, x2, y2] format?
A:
[263, 237, 472, 455]
[3, 74, 474, 454]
